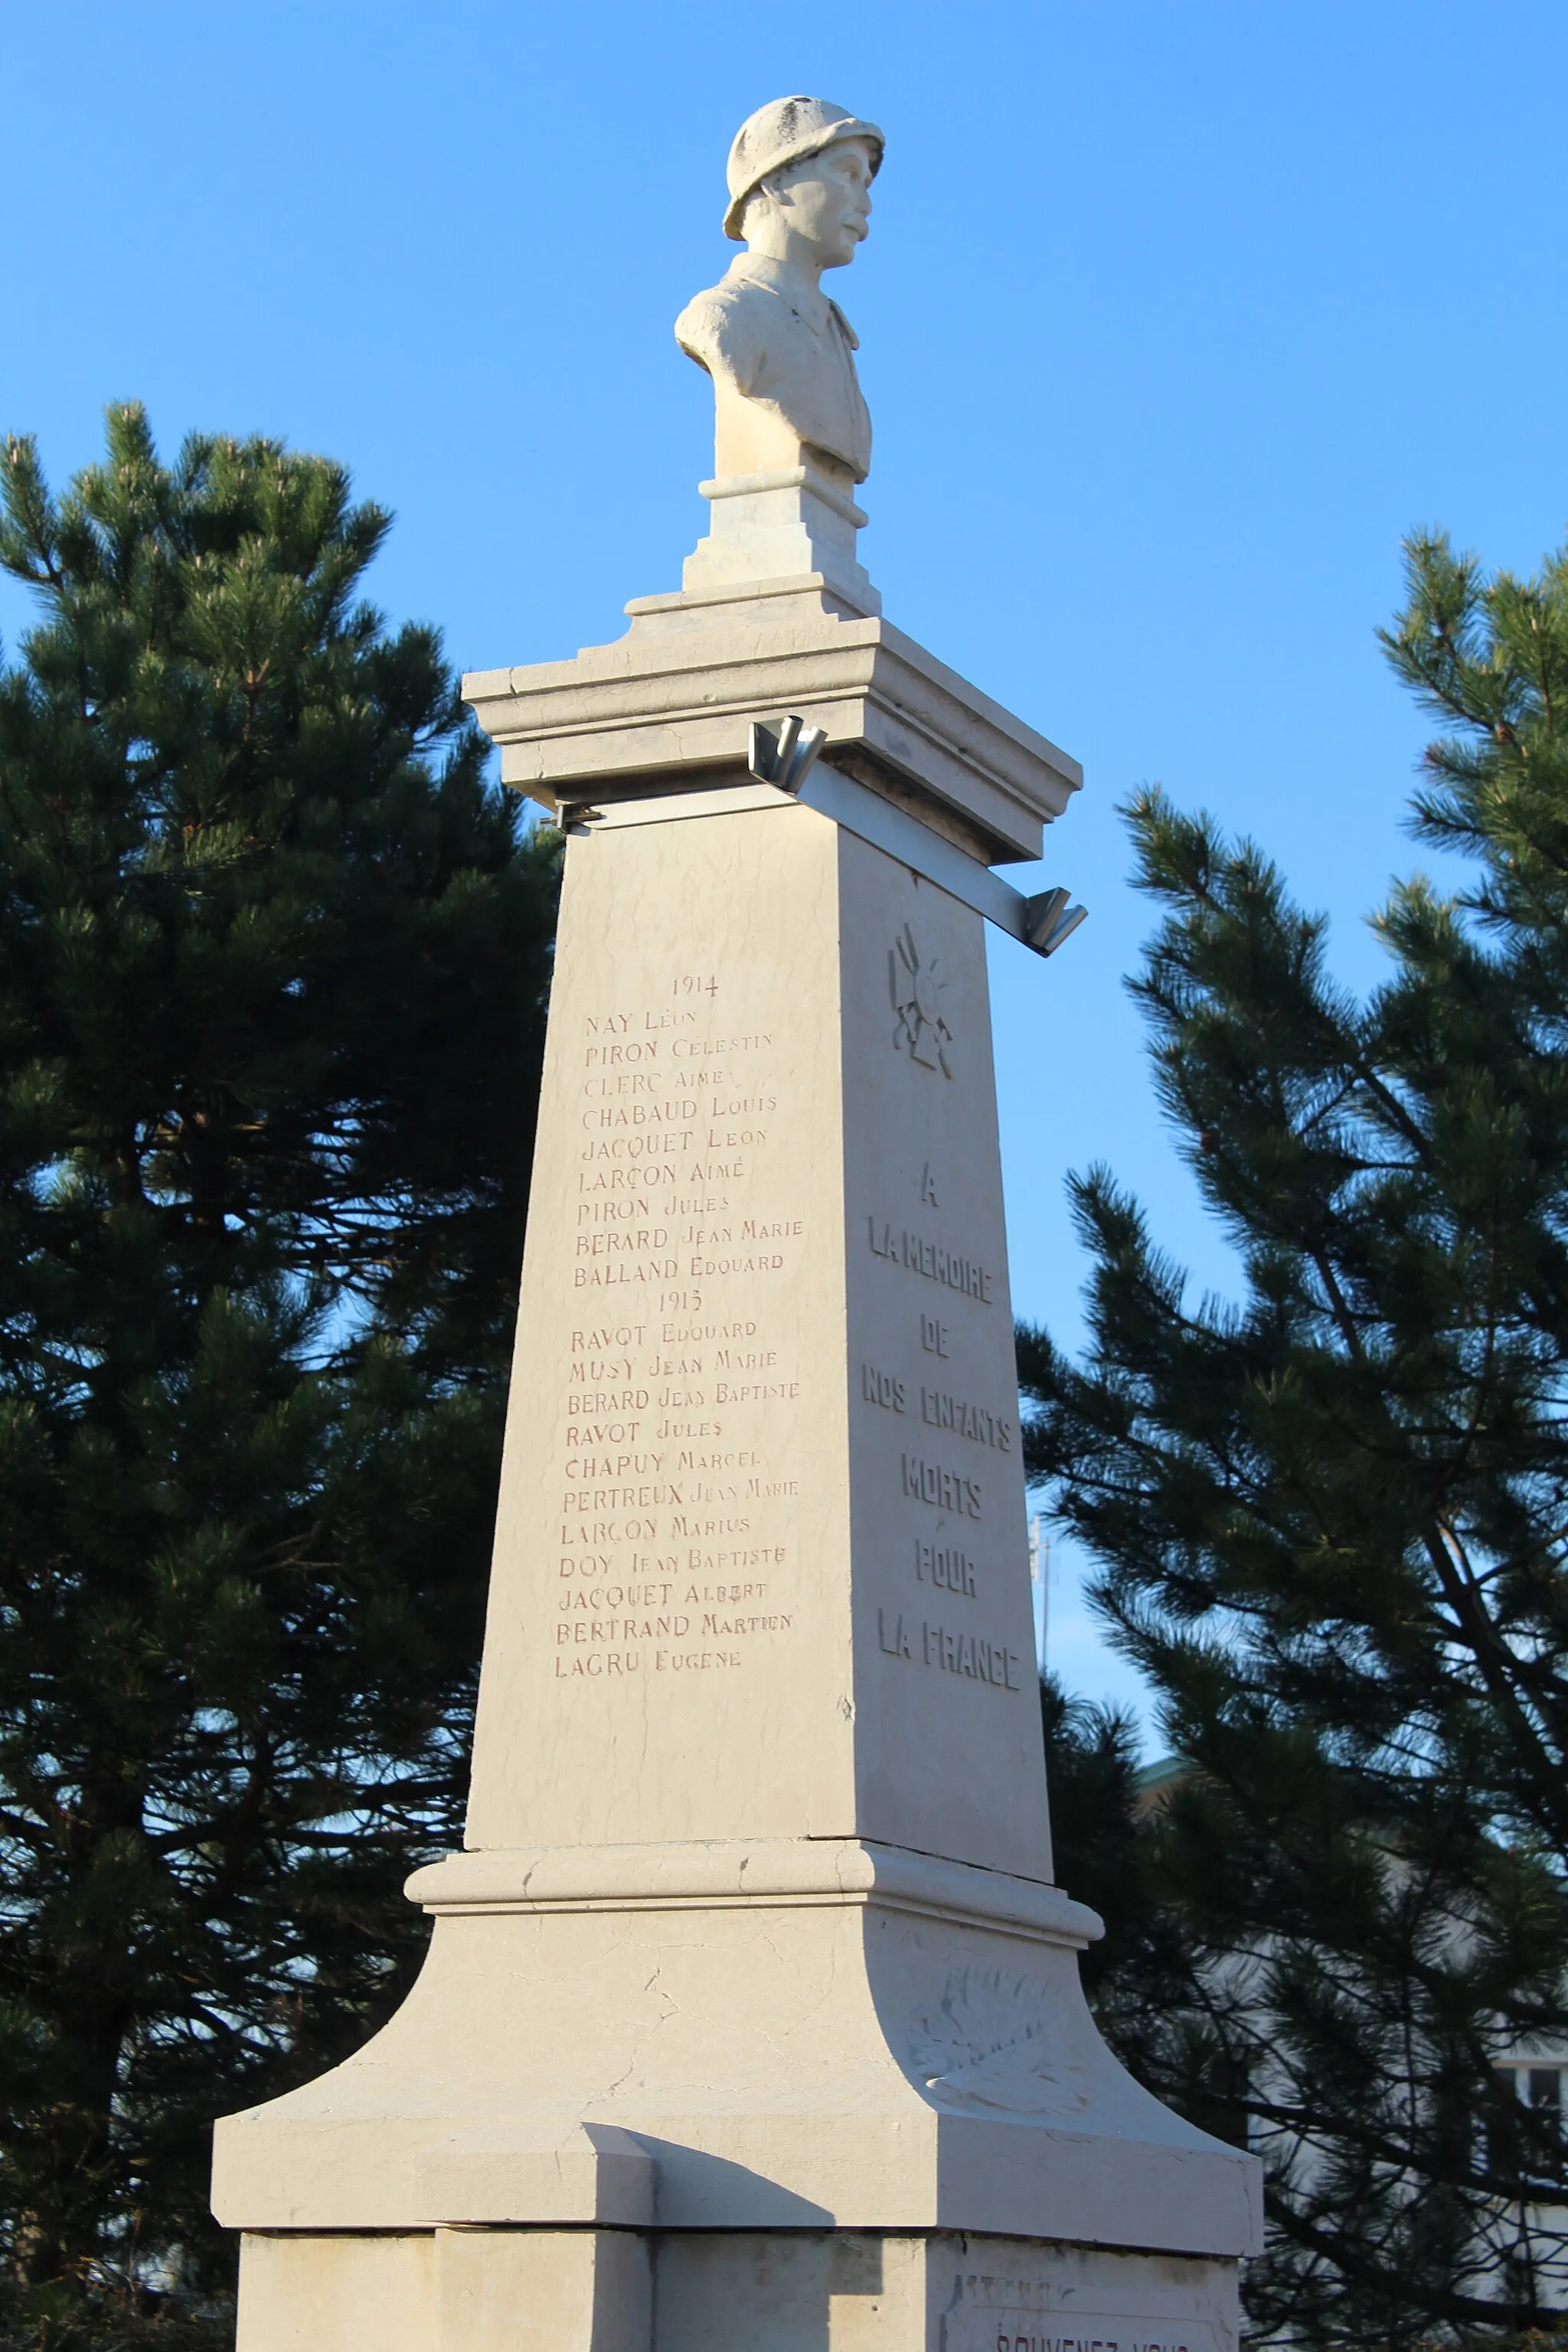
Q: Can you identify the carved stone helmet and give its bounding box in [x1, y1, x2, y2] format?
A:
[723, 95, 884, 240]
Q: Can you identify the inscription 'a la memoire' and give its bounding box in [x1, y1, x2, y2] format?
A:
[869, 1217, 995, 1304]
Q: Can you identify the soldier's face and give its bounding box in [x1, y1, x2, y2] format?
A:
[773, 137, 875, 268]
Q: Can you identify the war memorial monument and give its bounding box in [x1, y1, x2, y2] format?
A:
[214, 95, 1263, 2352]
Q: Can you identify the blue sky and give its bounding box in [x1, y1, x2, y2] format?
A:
[4, 1, 1564, 1740]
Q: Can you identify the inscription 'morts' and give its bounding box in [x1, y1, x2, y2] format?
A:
[900, 1452, 982, 1519]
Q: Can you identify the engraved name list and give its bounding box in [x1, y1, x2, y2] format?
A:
[554, 978, 811, 1685]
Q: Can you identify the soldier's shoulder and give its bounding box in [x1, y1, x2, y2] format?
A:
[675, 274, 773, 374]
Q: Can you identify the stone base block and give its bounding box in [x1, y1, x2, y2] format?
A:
[236, 2229, 1238, 2352]
[213, 1853, 1258, 2253]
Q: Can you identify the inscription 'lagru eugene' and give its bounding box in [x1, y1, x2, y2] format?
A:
[868, 1217, 994, 1302]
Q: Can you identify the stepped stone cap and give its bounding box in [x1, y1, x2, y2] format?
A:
[724, 95, 884, 237]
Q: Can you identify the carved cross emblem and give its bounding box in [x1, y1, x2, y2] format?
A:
[890, 923, 953, 1078]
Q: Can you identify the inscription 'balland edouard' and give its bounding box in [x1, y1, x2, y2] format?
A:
[554, 985, 809, 1683]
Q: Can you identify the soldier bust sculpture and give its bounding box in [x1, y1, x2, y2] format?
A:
[676, 95, 883, 489]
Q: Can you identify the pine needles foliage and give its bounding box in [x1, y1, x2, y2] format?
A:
[1021, 531, 1568, 2349]
[0, 407, 560, 2343]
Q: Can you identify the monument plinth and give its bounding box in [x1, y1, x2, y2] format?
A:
[215, 94, 1261, 2352]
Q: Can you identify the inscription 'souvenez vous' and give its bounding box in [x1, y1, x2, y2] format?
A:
[942, 2267, 1211, 2352]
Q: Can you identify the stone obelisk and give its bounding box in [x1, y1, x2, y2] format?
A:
[214, 96, 1261, 2352]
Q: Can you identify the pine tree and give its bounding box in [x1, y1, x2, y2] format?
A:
[1020, 533, 1568, 2347]
[0, 406, 560, 2340]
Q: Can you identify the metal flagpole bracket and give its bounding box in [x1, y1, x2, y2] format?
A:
[583, 716, 1086, 967]
[749, 714, 828, 795]
[1021, 886, 1089, 958]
